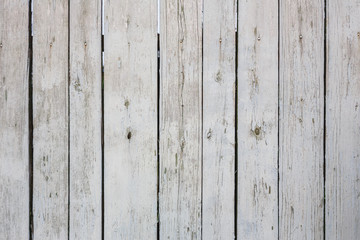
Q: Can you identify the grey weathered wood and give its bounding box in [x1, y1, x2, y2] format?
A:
[33, 0, 69, 238]
[237, 0, 279, 238]
[279, 0, 324, 239]
[326, 1, 360, 239]
[104, 0, 158, 238]
[69, 0, 102, 239]
[0, 0, 29, 239]
[202, 0, 235, 238]
[159, 0, 202, 238]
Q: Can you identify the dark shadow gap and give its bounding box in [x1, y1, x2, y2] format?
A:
[28, 0, 34, 239]
[101, 2, 105, 238]
[200, 1, 204, 238]
[234, 0, 239, 239]
[277, 0, 281, 239]
[157, 32, 160, 240]
[67, 0, 71, 239]
[323, 0, 327, 239]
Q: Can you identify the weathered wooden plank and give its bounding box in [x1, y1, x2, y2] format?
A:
[202, 0, 235, 238]
[0, 0, 29, 239]
[104, 0, 158, 238]
[32, 0, 69, 238]
[326, 1, 360, 239]
[69, 0, 102, 239]
[279, 0, 324, 239]
[237, 0, 279, 238]
[159, 0, 202, 238]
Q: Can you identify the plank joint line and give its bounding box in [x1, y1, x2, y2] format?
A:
[234, 0, 239, 238]
[28, 0, 34, 239]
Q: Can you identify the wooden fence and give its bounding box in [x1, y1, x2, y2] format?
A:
[0, 0, 359, 239]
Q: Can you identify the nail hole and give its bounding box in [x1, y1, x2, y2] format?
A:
[124, 99, 130, 108]
[127, 131, 132, 140]
[254, 128, 260, 135]
[207, 129, 212, 139]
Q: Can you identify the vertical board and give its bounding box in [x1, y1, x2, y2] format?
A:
[326, 1, 360, 239]
[202, 0, 235, 238]
[104, 0, 158, 238]
[69, 0, 102, 239]
[159, 0, 202, 238]
[0, 0, 29, 239]
[237, 0, 279, 238]
[33, 0, 69, 238]
[279, 0, 324, 239]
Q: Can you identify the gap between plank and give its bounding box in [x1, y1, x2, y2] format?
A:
[67, 0, 71, 238]
[28, 0, 34, 238]
[156, 1, 160, 238]
[200, 0, 204, 238]
[323, 0, 327, 238]
[156, 32, 160, 240]
[234, 0, 239, 238]
[277, 0, 280, 238]
[101, 0, 105, 238]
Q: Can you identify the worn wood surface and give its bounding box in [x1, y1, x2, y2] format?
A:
[237, 0, 279, 239]
[32, 0, 69, 238]
[159, 0, 202, 238]
[202, 0, 235, 238]
[104, 0, 158, 239]
[326, 0, 360, 239]
[279, 0, 325, 239]
[2, 1, 360, 239]
[0, 0, 29, 239]
[69, 0, 102, 239]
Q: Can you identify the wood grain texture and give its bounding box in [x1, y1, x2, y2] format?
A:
[159, 0, 202, 238]
[326, 1, 360, 239]
[279, 0, 324, 239]
[202, 0, 235, 238]
[33, 0, 69, 238]
[104, 0, 158, 238]
[237, 0, 279, 238]
[0, 0, 29, 239]
[69, 0, 102, 239]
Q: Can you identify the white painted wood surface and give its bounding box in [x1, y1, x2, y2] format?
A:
[326, 1, 360, 239]
[159, 0, 202, 238]
[202, 0, 235, 238]
[104, 0, 158, 238]
[0, 0, 29, 239]
[279, 0, 324, 239]
[33, 0, 69, 238]
[3, 1, 360, 239]
[69, 0, 102, 239]
[237, 0, 279, 239]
